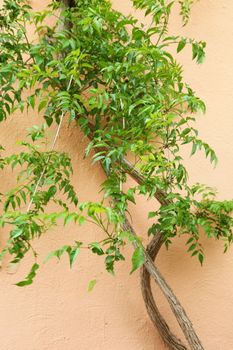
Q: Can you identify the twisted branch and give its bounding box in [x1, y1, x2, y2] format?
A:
[141, 235, 187, 349]
[123, 219, 204, 350]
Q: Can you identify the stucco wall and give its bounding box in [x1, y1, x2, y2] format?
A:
[0, 0, 233, 349]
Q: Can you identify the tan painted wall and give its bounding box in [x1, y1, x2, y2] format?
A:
[0, 0, 232, 349]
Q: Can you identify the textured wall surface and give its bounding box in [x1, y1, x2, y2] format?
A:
[0, 0, 233, 349]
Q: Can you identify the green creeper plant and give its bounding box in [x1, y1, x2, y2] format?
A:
[0, 0, 232, 349]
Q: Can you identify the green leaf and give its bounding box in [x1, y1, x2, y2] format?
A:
[186, 237, 194, 245]
[43, 246, 69, 263]
[177, 38, 186, 53]
[89, 242, 104, 255]
[188, 243, 196, 252]
[47, 185, 57, 199]
[38, 100, 47, 113]
[64, 213, 78, 226]
[15, 263, 39, 287]
[148, 211, 156, 218]
[131, 246, 145, 274]
[191, 142, 197, 156]
[69, 246, 80, 268]
[105, 255, 115, 274]
[11, 228, 23, 239]
[88, 279, 97, 292]
[198, 253, 204, 265]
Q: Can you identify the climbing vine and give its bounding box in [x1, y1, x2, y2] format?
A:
[0, 0, 232, 349]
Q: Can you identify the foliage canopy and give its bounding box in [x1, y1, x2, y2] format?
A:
[0, 0, 232, 287]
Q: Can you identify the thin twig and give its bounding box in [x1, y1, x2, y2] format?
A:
[26, 75, 73, 213]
